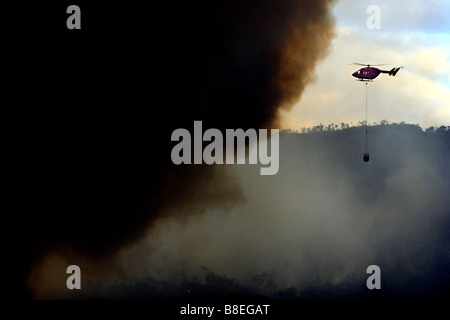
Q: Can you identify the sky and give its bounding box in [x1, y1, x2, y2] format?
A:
[280, 0, 450, 130]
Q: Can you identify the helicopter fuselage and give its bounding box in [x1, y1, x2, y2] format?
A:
[352, 67, 381, 81]
[352, 66, 401, 81]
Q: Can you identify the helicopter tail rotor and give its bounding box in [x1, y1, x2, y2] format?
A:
[388, 66, 403, 76]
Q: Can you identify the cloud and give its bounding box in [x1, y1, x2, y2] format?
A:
[280, 22, 450, 130]
[334, 0, 450, 34]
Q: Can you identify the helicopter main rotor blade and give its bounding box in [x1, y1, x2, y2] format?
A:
[350, 62, 391, 66]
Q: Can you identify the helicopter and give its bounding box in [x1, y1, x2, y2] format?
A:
[351, 63, 402, 81]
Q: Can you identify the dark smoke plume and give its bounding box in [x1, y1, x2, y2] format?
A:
[10, 0, 336, 298]
[27, 125, 450, 299]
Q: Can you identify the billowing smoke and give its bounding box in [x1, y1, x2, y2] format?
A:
[30, 125, 450, 299]
[16, 1, 337, 298]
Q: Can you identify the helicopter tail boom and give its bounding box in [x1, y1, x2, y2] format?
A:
[381, 67, 401, 76]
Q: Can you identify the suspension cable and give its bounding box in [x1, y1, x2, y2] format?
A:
[365, 82, 368, 153]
